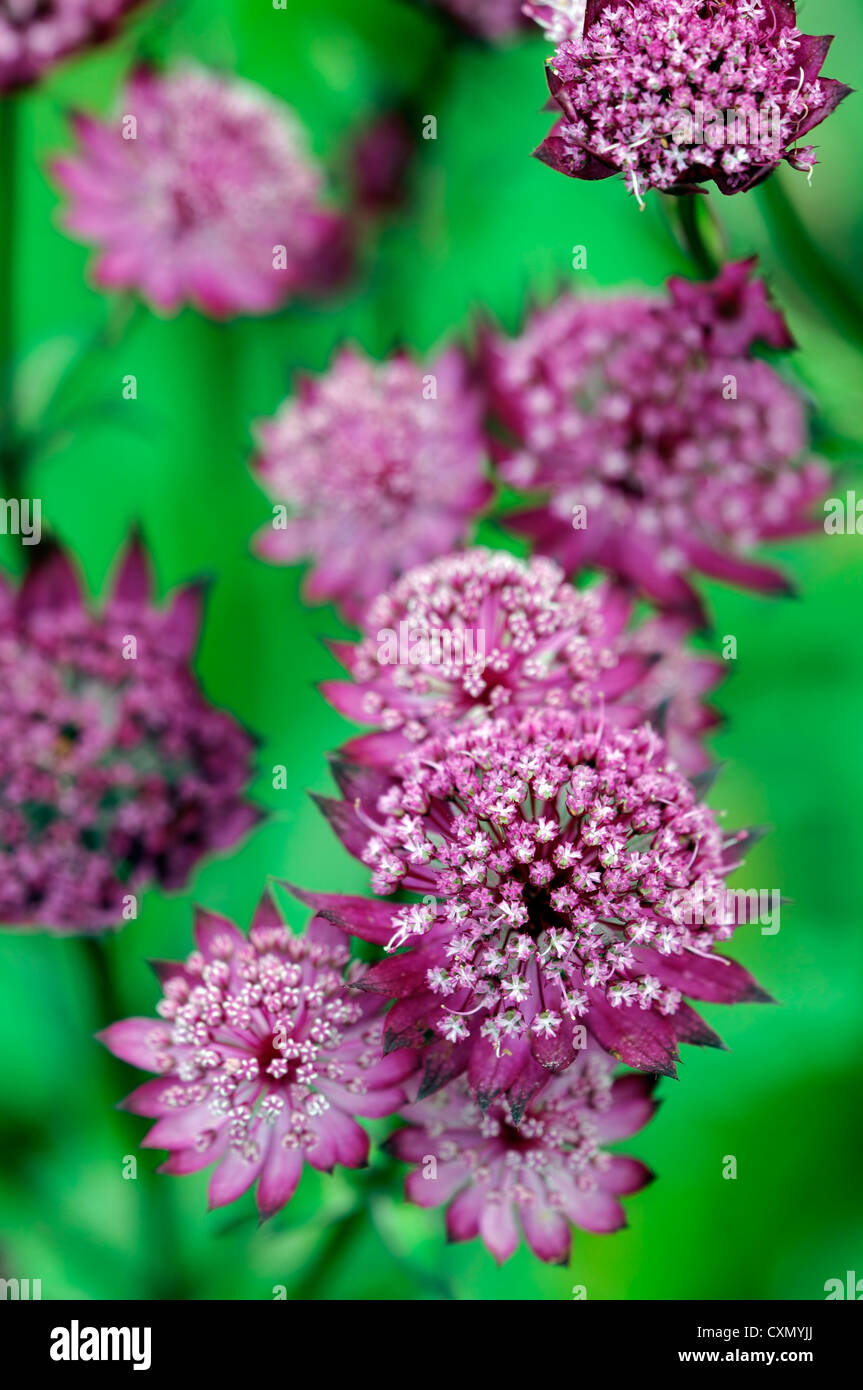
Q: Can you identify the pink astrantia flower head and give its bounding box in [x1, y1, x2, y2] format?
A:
[52, 64, 352, 319]
[534, 0, 851, 201]
[389, 1050, 655, 1263]
[98, 897, 416, 1216]
[0, 538, 258, 931]
[252, 347, 491, 625]
[0, 0, 144, 91]
[321, 546, 721, 773]
[349, 112, 414, 216]
[483, 262, 829, 615]
[298, 708, 769, 1105]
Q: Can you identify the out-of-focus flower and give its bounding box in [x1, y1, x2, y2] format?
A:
[534, 0, 850, 200]
[428, 0, 530, 42]
[620, 613, 724, 775]
[483, 262, 828, 615]
[252, 347, 491, 625]
[99, 899, 415, 1216]
[295, 709, 770, 1105]
[321, 546, 719, 774]
[349, 112, 414, 216]
[0, 539, 258, 931]
[0, 0, 144, 92]
[52, 65, 352, 319]
[525, 1, 585, 46]
[389, 1050, 654, 1263]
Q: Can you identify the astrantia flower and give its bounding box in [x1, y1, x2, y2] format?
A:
[620, 613, 724, 775]
[526, 1, 586, 46]
[98, 899, 415, 1216]
[321, 546, 719, 773]
[252, 348, 491, 624]
[0, 0, 143, 91]
[0, 539, 258, 931]
[429, 0, 529, 42]
[535, 0, 850, 200]
[349, 112, 414, 215]
[389, 1050, 654, 1263]
[484, 262, 828, 613]
[53, 65, 351, 318]
[297, 708, 769, 1104]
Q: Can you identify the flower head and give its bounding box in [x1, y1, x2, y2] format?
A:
[0, 0, 143, 91]
[349, 112, 414, 215]
[99, 898, 415, 1216]
[53, 65, 351, 318]
[301, 708, 769, 1104]
[252, 348, 491, 624]
[389, 1050, 655, 1263]
[321, 546, 720, 773]
[535, 0, 850, 200]
[0, 539, 258, 931]
[483, 263, 828, 613]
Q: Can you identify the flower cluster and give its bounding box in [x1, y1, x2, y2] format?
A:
[535, 0, 850, 200]
[53, 65, 351, 318]
[0, 540, 258, 931]
[321, 546, 721, 773]
[303, 708, 767, 1103]
[252, 347, 490, 623]
[483, 261, 827, 613]
[0, 0, 143, 91]
[99, 899, 414, 1215]
[389, 1050, 655, 1263]
[33, 0, 829, 1271]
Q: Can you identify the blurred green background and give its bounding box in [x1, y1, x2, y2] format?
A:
[0, 0, 861, 1301]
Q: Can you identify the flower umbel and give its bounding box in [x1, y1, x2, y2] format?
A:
[303, 709, 769, 1104]
[0, 538, 258, 931]
[535, 0, 850, 200]
[98, 898, 415, 1216]
[252, 348, 490, 624]
[321, 546, 721, 773]
[483, 262, 828, 614]
[53, 65, 351, 318]
[0, 0, 144, 91]
[390, 1050, 655, 1263]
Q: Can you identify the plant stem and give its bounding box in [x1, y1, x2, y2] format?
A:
[0, 95, 20, 500]
[674, 195, 719, 278]
[756, 174, 863, 350]
[299, 1204, 366, 1300]
[81, 935, 192, 1300]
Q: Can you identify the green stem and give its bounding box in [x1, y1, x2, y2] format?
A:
[673, 195, 719, 279]
[0, 95, 20, 500]
[81, 935, 192, 1301]
[299, 1204, 366, 1300]
[756, 175, 863, 350]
